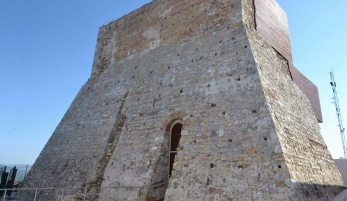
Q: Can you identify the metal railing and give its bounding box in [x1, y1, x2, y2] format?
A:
[0, 186, 143, 201]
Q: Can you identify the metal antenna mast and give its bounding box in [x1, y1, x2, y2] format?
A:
[330, 71, 347, 158]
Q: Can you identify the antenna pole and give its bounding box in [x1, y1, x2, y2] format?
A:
[330, 71, 347, 158]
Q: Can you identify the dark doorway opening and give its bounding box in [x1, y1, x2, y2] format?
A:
[169, 123, 182, 177]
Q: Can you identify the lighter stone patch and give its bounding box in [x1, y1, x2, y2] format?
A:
[199, 78, 230, 96]
[182, 115, 190, 121]
[158, 6, 173, 18]
[143, 26, 160, 51]
[218, 128, 224, 137]
[149, 40, 160, 50]
[106, 30, 117, 64]
[105, 86, 126, 97]
[155, 136, 163, 143]
[199, 3, 206, 13]
[274, 145, 283, 153]
[207, 68, 215, 75]
[285, 179, 297, 188]
[143, 27, 160, 40]
[278, 100, 284, 108]
[256, 117, 273, 132]
[270, 132, 278, 140]
[182, 130, 188, 136]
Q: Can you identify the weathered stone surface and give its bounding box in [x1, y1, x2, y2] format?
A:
[23, 0, 344, 200]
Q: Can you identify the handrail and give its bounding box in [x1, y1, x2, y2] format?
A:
[0, 186, 144, 201]
[0, 186, 143, 190]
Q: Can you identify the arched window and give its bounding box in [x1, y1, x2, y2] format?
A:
[169, 123, 182, 177]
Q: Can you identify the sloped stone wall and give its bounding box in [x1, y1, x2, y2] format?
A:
[22, 75, 128, 201]
[242, 0, 344, 200]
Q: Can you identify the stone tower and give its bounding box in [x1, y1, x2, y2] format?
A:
[23, 0, 345, 200]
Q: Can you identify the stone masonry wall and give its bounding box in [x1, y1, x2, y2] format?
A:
[242, 0, 344, 200]
[91, 0, 242, 77]
[100, 18, 278, 201]
[23, 75, 128, 195]
[96, 1, 280, 200]
[23, 0, 344, 200]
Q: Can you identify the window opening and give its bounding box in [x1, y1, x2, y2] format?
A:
[169, 123, 182, 178]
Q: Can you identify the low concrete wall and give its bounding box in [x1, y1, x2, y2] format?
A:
[335, 159, 347, 185]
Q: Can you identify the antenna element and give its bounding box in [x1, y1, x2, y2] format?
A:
[330, 71, 347, 158]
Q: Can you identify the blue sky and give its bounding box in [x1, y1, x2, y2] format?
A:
[0, 1, 346, 165]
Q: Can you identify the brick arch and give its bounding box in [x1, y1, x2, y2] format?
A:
[161, 111, 194, 132]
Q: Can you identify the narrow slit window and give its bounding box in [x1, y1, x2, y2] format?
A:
[169, 123, 182, 177]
